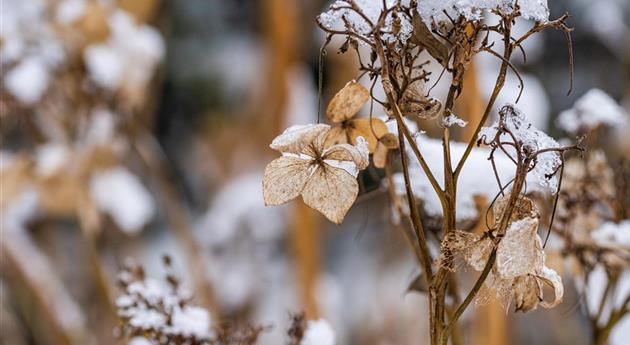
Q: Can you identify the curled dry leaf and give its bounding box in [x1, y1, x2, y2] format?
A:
[513, 274, 542, 312]
[325, 81, 389, 153]
[263, 124, 369, 224]
[496, 217, 544, 279]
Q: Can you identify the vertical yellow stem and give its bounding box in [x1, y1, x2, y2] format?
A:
[290, 201, 321, 319]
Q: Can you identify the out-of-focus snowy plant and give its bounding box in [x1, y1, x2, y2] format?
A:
[550, 92, 629, 345]
[261, 1, 580, 344]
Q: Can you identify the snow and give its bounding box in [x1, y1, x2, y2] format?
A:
[84, 45, 124, 89]
[479, 104, 562, 193]
[83, 108, 117, 147]
[35, 143, 70, 177]
[591, 220, 630, 247]
[556, 89, 628, 134]
[128, 338, 152, 345]
[90, 166, 155, 233]
[55, 0, 86, 24]
[301, 319, 336, 345]
[4, 57, 50, 104]
[393, 132, 559, 222]
[84, 10, 164, 91]
[417, 0, 549, 24]
[171, 306, 211, 338]
[442, 114, 468, 128]
[118, 275, 213, 339]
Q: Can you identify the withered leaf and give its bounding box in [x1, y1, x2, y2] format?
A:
[537, 266, 564, 309]
[263, 124, 369, 224]
[496, 217, 544, 279]
[513, 275, 543, 313]
[411, 11, 449, 67]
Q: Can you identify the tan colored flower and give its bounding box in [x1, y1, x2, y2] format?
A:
[263, 124, 369, 224]
[325, 81, 390, 153]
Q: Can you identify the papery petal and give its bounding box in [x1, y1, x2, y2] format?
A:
[263, 156, 313, 206]
[496, 217, 544, 278]
[326, 80, 370, 123]
[372, 143, 389, 169]
[347, 118, 388, 152]
[301, 165, 359, 224]
[323, 126, 349, 149]
[323, 139, 369, 171]
[538, 266, 564, 309]
[270, 124, 330, 154]
[513, 274, 543, 313]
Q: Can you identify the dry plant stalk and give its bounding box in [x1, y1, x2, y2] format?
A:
[263, 1, 580, 344]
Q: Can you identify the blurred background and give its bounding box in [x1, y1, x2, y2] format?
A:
[1, 0, 629, 344]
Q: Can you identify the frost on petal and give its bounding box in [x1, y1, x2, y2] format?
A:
[513, 274, 543, 312]
[442, 114, 468, 128]
[537, 266, 564, 309]
[301, 165, 359, 224]
[270, 124, 330, 154]
[326, 80, 370, 123]
[496, 217, 543, 279]
[323, 140, 369, 172]
[262, 156, 313, 206]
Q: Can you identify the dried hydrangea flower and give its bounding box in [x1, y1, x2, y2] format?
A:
[325, 80, 389, 153]
[263, 123, 369, 224]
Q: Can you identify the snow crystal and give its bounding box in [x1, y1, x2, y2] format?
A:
[417, 0, 549, 24]
[479, 104, 562, 193]
[318, 0, 413, 44]
[556, 89, 628, 134]
[128, 338, 152, 345]
[90, 166, 155, 233]
[83, 108, 117, 147]
[301, 319, 336, 345]
[442, 114, 468, 128]
[4, 57, 50, 104]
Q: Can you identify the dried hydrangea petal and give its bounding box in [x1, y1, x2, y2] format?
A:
[537, 266, 564, 309]
[301, 164, 359, 224]
[465, 236, 493, 272]
[513, 274, 542, 312]
[496, 217, 544, 279]
[270, 124, 330, 154]
[438, 230, 478, 271]
[347, 118, 388, 152]
[493, 195, 540, 224]
[326, 80, 370, 123]
[262, 156, 314, 206]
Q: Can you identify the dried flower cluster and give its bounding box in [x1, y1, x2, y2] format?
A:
[261, 1, 582, 344]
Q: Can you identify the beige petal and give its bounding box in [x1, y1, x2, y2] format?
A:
[326, 80, 370, 123]
[262, 156, 313, 206]
[323, 140, 369, 171]
[496, 217, 544, 278]
[513, 275, 543, 313]
[537, 266, 564, 309]
[301, 165, 359, 224]
[379, 132, 399, 149]
[347, 118, 388, 153]
[438, 230, 478, 271]
[270, 124, 330, 154]
[372, 143, 389, 169]
[465, 235, 493, 271]
[323, 126, 349, 150]
[493, 195, 540, 224]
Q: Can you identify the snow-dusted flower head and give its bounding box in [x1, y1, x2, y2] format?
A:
[263, 123, 369, 224]
[479, 104, 563, 193]
[556, 88, 628, 134]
